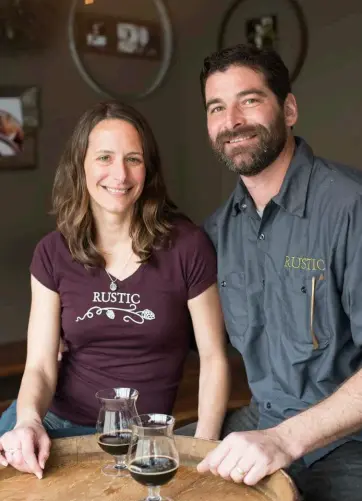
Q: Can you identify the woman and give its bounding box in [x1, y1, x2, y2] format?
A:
[0, 101, 230, 478]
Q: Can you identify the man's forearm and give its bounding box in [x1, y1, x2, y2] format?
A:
[276, 368, 362, 459]
[16, 367, 57, 426]
[195, 355, 231, 440]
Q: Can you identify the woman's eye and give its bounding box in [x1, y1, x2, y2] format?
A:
[127, 157, 142, 164]
[98, 155, 110, 162]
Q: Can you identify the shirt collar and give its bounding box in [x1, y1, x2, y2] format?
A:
[273, 137, 314, 217]
[232, 137, 314, 218]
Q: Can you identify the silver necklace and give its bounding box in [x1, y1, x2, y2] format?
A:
[105, 250, 134, 291]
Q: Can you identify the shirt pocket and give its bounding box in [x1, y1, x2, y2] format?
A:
[278, 274, 329, 349]
[218, 271, 249, 342]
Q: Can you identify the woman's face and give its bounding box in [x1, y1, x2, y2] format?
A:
[84, 118, 146, 219]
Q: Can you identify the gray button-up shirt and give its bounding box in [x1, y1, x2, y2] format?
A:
[205, 137, 362, 465]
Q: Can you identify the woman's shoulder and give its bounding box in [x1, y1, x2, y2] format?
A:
[170, 215, 205, 238]
[34, 230, 70, 258]
[168, 215, 214, 253]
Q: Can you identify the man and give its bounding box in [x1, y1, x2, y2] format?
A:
[196, 44, 362, 501]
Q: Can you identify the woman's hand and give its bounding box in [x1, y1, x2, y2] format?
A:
[0, 420, 51, 479]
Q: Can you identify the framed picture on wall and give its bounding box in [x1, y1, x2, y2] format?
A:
[0, 86, 40, 170]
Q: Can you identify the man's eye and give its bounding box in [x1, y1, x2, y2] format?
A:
[244, 98, 258, 105]
[210, 106, 223, 114]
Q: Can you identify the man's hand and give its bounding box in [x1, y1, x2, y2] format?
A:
[0, 420, 51, 479]
[197, 428, 296, 486]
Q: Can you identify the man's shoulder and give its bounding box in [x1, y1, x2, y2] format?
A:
[203, 187, 240, 244]
[313, 154, 362, 207]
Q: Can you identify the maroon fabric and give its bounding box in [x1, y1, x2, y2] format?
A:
[30, 218, 216, 426]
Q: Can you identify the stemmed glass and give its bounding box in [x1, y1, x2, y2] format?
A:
[128, 414, 179, 501]
[96, 387, 139, 477]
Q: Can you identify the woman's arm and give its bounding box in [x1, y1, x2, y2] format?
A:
[16, 275, 61, 424]
[0, 275, 61, 476]
[188, 283, 231, 440]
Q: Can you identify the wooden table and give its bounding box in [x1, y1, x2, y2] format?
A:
[0, 435, 300, 501]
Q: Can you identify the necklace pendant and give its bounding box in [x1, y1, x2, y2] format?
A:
[110, 281, 117, 292]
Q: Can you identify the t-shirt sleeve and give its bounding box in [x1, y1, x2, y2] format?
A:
[180, 226, 217, 300]
[30, 234, 58, 292]
[202, 213, 218, 250]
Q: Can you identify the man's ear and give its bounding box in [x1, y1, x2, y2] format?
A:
[284, 93, 298, 127]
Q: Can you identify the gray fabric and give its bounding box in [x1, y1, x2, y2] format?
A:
[175, 399, 259, 438]
[204, 137, 362, 466]
[287, 441, 362, 501]
[220, 399, 259, 438]
[174, 421, 198, 437]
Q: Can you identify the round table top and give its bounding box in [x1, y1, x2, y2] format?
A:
[0, 435, 300, 501]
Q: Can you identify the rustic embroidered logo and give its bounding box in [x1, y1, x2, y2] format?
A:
[284, 256, 326, 271]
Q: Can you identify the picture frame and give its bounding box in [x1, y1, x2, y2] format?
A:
[0, 86, 40, 171]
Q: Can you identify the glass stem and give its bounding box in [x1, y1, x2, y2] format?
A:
[146, 486, 161, 501]
[114, 455, 127, 470]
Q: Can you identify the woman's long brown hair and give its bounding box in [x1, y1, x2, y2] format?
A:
[52, 101, 178, 267]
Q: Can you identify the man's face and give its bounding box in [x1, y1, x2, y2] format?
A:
[205, 65, 289, 176]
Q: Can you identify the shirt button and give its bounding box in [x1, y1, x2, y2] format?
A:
[261, 279, 265, 288]
[301, 286, 307, 294]
[259, 233, 265, 240]
[221, 281, 226, 287]
[266, 402, 271, 409]
[241, 204, 247, 210]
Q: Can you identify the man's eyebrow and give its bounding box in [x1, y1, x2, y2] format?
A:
[205, 98, 222, 112]
[236, 88, 268, 99]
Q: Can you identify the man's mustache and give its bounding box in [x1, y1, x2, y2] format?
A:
[215, 125, 263, 147]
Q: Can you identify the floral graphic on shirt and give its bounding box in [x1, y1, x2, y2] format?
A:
[76, 304, 155, 324]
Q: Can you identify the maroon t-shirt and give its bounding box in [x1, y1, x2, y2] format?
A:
[30, 218, 216, 426]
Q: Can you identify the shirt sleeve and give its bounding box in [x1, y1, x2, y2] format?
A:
[30, 234, 58, 292]
[180, 226, 217, 300]
[341, 195, 362, 347]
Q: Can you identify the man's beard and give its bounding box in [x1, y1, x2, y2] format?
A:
[211, 110, 287, 177]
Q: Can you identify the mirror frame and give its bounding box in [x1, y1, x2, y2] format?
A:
[68, 0, 173, 100]
[217, 0, 308, 83]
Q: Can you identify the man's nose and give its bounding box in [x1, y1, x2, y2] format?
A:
[224, 105, 247, 130]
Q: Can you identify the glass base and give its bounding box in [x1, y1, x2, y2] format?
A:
[101, 462, 129, 477]
[140, 498, 173, 501]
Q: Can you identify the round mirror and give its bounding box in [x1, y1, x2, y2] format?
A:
[218, 0, 308, 83]
[68, 0, 173, 100]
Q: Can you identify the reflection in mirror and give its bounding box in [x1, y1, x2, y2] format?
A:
[68, 0, 173, 100]
[218, 0, 308, 83]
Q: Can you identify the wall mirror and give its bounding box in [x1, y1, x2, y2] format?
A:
[68, 0, 173, 100]
[218, 0, 308, 83]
